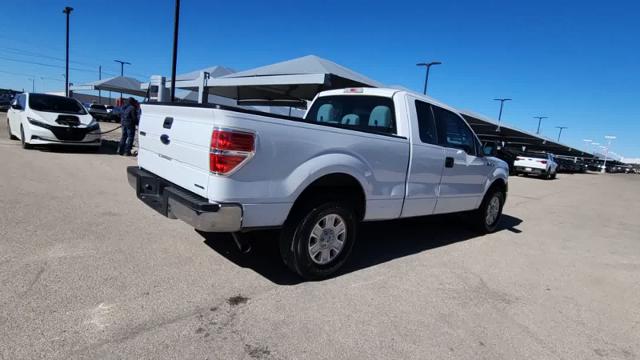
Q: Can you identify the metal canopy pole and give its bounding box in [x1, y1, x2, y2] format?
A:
[170, 0, 181, 102]
[63, 6, 73, 97]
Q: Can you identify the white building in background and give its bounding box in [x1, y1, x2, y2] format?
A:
[621, 158, 640, 164]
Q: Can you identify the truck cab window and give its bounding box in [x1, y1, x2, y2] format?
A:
[305, 95, 396, 135]
[414, 100, 437, 144]
[433, 106, 476, 155]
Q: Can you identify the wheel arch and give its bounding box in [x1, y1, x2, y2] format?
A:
[286, 172, 367, 222]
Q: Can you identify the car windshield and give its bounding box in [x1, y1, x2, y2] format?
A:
[90, 104, 106, 110]
[29, 94, 87, 115]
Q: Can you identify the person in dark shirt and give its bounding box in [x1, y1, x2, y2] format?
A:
[118, 97, 139, 156]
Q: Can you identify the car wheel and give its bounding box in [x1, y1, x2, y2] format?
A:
[279, 200, 357, 280]
[7, 119, 18, 140]
[20, 124, 32, 149]
[472, 189, 505, 234]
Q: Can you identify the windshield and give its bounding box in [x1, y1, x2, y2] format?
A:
[29, 94, 87, 115]
[90, 104, 106, 110]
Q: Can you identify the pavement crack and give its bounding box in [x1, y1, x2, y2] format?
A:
[22, 264, 45, 296]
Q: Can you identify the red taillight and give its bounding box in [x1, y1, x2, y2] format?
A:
[537, 160, 547, 164]
[210, 129, 255, 175]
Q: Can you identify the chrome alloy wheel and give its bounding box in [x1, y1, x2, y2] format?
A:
[485, 195, 501, 226]
[308, 214, 347, 265]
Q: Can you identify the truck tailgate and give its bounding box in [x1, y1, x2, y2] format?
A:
[137, 104, 213, 198]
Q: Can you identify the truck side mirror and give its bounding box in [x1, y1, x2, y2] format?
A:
[10, 100, 22, 110]
[483, 143, 497, 157]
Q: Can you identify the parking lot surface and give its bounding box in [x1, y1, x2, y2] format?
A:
[1, 113, 639, 360]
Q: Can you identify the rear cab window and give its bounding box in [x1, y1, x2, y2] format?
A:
[414, 100, 438, 144]
[304, 95, 397, 136]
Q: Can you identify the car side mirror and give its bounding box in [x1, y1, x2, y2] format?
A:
[483, 143, 497, 157]
[10, 101, 22, 110]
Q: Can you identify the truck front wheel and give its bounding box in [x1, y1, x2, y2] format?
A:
[279, 201, 357, 280]
[472, 189, 505, 233]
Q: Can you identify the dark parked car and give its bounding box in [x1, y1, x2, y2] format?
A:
[88, 104, 119, 122]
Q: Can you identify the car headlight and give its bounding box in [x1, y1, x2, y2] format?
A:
[27, 117, 49, 128]
[87, 119, 100, 131]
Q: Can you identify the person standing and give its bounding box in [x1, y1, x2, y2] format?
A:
[118, 97, 138, 156]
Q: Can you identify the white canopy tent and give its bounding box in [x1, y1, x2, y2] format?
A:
[71, 76, 146, 97]
[173, 55, 383, 106]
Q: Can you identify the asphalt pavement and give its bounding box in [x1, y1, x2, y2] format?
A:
[1, 113, 639, 360]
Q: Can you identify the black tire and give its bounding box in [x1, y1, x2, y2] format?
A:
[550, 172, 557, 180]
[7, 119, 18, 140]
[471, 189, 505, 234]
[279, 200, 357, 280]
[20, 125, 31, 149]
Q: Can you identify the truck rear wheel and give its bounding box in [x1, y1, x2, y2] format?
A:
[279, 200, 357, 280]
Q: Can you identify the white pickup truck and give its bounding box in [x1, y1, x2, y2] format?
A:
[127, 88, 509, 279]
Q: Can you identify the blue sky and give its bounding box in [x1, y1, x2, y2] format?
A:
[1, 0, 639, 158]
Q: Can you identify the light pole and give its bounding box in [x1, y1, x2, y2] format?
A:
[555, 126, 568, 142]
[416, 61, 442, 95]
[534, 116, 547, 135]
[113, 60, 131, 77]
[170, 0, 181, 102]
[28, 78, 35, 92]
[98, 65, 102, 104]
[602, 135, 616, 173]
[493, 98, 511, 131]
[113, 60, 131, 99]
[63, 6, 73, 97]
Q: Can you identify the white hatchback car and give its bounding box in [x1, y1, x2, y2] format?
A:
[6, 93, 101, 149]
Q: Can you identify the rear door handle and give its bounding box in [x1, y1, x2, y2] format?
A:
[160, 134, 170, 145]
[445, 157, 454, 168]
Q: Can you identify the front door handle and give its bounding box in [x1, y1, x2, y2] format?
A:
[445, 157, 454, 168]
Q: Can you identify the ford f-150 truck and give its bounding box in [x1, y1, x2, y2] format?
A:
[127, 88, 508, 279]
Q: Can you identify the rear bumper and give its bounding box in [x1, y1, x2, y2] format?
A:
[514, 166, 546, 175]
[127, 166, 242, 232]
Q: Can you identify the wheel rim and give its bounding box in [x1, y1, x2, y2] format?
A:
[485, 195, 501, 226]
[308, 214, 347, 265]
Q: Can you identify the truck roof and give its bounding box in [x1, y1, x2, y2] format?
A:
[318, 87, 462, 115]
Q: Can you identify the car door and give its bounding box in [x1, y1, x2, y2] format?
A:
[401, 97, 446, 217]
[432, 105, 491, 214]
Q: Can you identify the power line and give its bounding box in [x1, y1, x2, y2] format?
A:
[0, 55, 101, 74]
[3, 47, 96, 67]
[0, 47, 151, 79]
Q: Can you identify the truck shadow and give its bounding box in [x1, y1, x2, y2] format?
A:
[199, 214, 523, 285]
